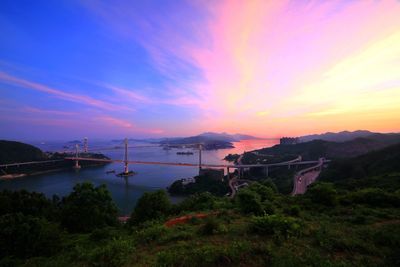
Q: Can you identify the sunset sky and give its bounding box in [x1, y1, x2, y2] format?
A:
[1, 0, 400, 140]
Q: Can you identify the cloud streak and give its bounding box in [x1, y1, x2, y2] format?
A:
[0, 71, 131, 111]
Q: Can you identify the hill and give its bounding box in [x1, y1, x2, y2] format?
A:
[320, 143, 400, 191]
[255, 133, 400, 160]
[158, 132, 259, 150]
[197, 132, 259, 141]
[0, 140, 110, 177]
[299, 130, 375, 142]
[0, 140, 48, 164]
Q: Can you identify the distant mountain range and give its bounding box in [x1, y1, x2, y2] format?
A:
[156, 132, 260, 150]
[299, 130, 376, 142]
[195, 132, 259, 142]
[112, 132, 259, 146]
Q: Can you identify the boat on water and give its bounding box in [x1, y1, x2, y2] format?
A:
[177, 151, 194, 155]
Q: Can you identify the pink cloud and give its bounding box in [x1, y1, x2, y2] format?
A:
[96, 116, 135, 129]
[0, 71, 131, 111]
[75, 0, 400, 136]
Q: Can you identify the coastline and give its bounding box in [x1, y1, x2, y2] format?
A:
[0, 163, 106, 180]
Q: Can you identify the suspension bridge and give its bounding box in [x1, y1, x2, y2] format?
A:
[1, 137, 330, 193]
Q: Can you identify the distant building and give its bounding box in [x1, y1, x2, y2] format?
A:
[199, 168, 224, 181]
[181, 177, 195, 185]
[280, 137, 299, 145]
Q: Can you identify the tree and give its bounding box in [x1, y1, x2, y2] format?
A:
[129, 190, 171, 225]
[306, 182, 337, 206]
[0, 213, 62, 258]
[235, 190, 263, 215]
[60, 182, 118, 232]
[0, 190, 57, 220]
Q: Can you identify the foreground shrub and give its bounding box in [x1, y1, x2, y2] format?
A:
[60, 182, 118, 233]
[249, 214, 301, 238]
[156, 241, 252, 267]
[199, 217, 227, 235]
[177, 192, 217, 212]
[235, 190, 263, 215]
[247, 182, 276, 202]
[306, 182, 337, 206]
[129, 190, 171, 225]
[285, 205, 301, 216]
[0, 213, 62, 258]
[346, 188, 400, 207]
[136, 223, 168, 243]
[82, 238, 135, 267]
[0, 189, 57, 219]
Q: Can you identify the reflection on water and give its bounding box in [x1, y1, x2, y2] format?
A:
[0, 139, 278, 214]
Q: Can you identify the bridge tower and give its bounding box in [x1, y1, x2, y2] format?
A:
[73, 144, 81, 169]
[124, 138, 129, 174]
[198, 143, 202, 172]
[83, 137, 88, 153]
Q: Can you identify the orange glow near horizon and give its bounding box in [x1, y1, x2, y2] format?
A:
[183, 0, 400, 137]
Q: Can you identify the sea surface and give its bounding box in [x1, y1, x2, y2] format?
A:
[0, 139, 278, 214]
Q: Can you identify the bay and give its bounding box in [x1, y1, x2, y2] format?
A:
[0, 139, 278, 214]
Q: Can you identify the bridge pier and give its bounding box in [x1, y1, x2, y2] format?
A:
[198, 144, 202, 174]
[265, 166, 269, 177]
[73, 144, 81, 169]
[124, 138, 129, 174]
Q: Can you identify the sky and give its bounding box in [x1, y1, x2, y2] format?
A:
[1, 0, 400, 141]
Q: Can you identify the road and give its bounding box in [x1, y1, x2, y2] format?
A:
[292, 158, 324, 195]
[292, 170, 320, 195]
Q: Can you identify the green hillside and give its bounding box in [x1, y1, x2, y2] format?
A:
[320, 143, 400, 191]
[0, 140, 47, 164]
[255, 133, 400, 160]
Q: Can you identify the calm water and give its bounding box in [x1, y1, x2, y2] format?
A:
[0, 139, 278, 214]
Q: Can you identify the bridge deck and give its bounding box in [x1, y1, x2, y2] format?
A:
[63, 157, 328, 168]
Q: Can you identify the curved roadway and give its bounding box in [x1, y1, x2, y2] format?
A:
[292, 158, 324, 195]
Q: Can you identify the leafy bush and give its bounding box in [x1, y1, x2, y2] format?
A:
[249, 214, 301, 238]
[372, 223, 400, 247]
[346, 188, 400, 207]
[0, 213, 62, 258]
[89, 227, 115, 242]
[159, 228, 194, 243]
[285, 205, 301, 217]
[247, 182, 276, 202]
[129, 190, 171, 225]
[199, 217, 227, 235]
[306, 182, 337, 206]
[177, 192, 217, 212]
[156, 241, 252, 267]
[87, 238, 135, 267]
[235, 190, 263, 215]
[261, 179, 278, 193]
[60, 182, 118, 232]
[0, 190, 57, 219]
[136, 223, 168, 243]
